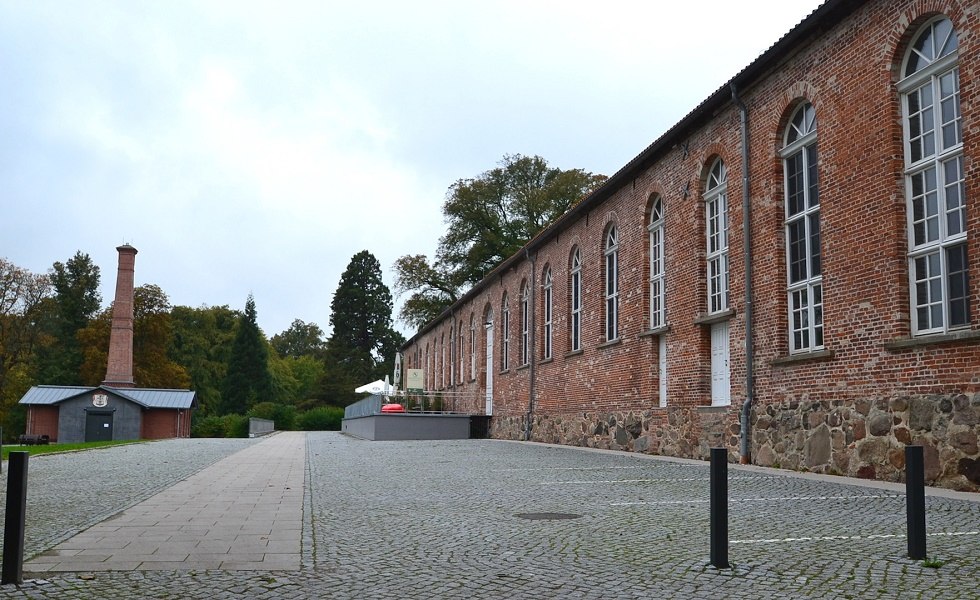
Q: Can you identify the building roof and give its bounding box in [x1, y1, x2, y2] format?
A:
[402, 0, 861, 347]
[19, 385, 196, 410]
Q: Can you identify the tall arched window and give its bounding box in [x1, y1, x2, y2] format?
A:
[458, 319, 464, 385]
[900, 17, 967, 334]
[570, 247, 582, 352]
[604, 226, 619, 341]
[449, 324, 455, 387]
[648, 196, 666, 329]
[501, 293, 510, 371]
[782, 102, 823, 352]
[520, 280, 530, 366]
[542, 267, 553, 360]
[469, 314, 476, 380]
[705, 159, 729, 314]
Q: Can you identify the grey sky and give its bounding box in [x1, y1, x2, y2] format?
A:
[0, 1, 824, 337]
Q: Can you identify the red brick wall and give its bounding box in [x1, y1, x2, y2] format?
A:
[27, 406, 59, 442]
[402, 0, 980, 490]
[141, 409, 191, 439]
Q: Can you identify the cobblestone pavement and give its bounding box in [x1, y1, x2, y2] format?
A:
[0, 432, 977, 598]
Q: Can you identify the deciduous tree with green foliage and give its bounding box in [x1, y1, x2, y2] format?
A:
[36, 251, 101, 383]
[169, 304, 239, 416]
[394, 154, 606, 329]
[271, 319, 325, 358]
[219, 294, 273, 414]
[324, 250, 405, 405]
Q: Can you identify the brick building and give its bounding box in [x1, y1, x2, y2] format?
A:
[400, 0, 980, 491]
[20, 245, 196, 442]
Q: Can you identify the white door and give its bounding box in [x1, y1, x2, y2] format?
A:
[710, 321, 730, 406]
[658, 335, 667, 407]
[485, 311, 494, 416]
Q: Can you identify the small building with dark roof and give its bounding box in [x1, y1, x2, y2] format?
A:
[20, 385, 196, 443]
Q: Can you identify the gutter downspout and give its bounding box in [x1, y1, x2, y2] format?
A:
[732, 82, 755, 465]
[525, 249, 537, 441]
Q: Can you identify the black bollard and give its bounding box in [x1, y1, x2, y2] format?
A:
[906, 446, 926, 560]
[710, 447, 730, 569]
[2, 452, 29, 585]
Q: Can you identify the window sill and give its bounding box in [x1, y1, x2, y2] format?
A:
[770, 348, 835, 366]
[638, 325, 671, 338]
[694, 309, 735, 326]
[699, 405, 730, 413]
[538, 357, 554, 366]
[499, 368, 510, 375]
[884, 329, 980, 351]
[516, 364, 529, 372]
[564, 349, 584, 359]
[598, 338, 622, 350]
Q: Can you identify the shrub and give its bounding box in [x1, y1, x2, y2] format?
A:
[247, 402, 297, 431]
[191, 413, 249, 438]
[296, 406, 344, 431]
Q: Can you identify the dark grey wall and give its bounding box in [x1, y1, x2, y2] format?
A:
[342, 414, 470, 441]
[57, 393, 143, 443]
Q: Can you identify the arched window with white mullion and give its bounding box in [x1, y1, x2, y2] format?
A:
[900, 16, 967, 334]
[570, 247, 582, 352]
[648, 196, 666, 329]
[500, 294, 510, 371]
[604, 226, 619, 341]
[782, 102, 823, 353]
[469, 314, 476, 380]
[705, 160, 729, 314]
[520, 281, 530, 366]
[542, 267, 553, 360]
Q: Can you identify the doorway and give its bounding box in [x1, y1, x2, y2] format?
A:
[85, 411, 114, 442]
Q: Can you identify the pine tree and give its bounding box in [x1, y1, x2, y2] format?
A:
[219, 294, 273, 414]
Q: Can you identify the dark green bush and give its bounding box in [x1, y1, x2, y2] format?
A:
[191, 413, 249, 438]
[247, 402, 297, 430]
[296, 406, 344, 431]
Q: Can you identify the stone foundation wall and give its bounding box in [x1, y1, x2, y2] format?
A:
[752, 394, 980, 491]
[489, 392, 980, 492]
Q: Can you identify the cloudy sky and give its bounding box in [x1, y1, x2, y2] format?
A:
[0, 0, 824, 338]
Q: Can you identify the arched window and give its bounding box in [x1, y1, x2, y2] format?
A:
[782, 102, 823, 352]
[520, 280, 530, 366]
[570, 247, 583, 352]
[449, 324, 455, 387]
[648, 196, 666, 329]
[900, 17, 967, 334]
[501, 294, 510, 371]
[604, 226, 619, 341]
[542, 267, 553, 360]
[458, 320, 464, 386]
[469, 314, 476, 380]
[705, 159, 729, 314]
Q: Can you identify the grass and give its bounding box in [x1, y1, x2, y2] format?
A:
[1, 440, 144, 460]
[922, 557, 945, 569]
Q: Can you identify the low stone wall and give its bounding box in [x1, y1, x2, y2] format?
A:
[752, 394, 979, 491]
[489, 392, 980, 492]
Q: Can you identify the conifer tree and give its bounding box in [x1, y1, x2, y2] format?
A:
[219, 294, 273, 414]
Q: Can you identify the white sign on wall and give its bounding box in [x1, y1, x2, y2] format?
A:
[406, 369, 424, 393]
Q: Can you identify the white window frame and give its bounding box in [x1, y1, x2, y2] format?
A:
[469, 314, 476, 381]
[458, 320, 464, 385]
[570, 248, 582, 352]
[543, 267, 553, 360]
[781, 102, 823, 353]
[520, 281, 530, 366]
[501, 294, 510, 371]
[648, 197, 666, 329]
[899, 17, 968, 335]
[604, 226, 619, 341]
[705, 159, 729, 314]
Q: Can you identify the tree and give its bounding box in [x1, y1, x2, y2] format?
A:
[324, 251, 405, 405]
[394, 154, 606, 328]
[169, 304, 239, 416]
[77, 284, 191, 388]
[219, 294, 273, 414]
[271, 319, 325, 358]
[36, 251, 101, 383]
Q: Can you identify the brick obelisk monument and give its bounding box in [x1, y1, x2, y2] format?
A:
[102, 244, 138, 388]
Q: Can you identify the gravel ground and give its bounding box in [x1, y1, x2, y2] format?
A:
[0, 432, 977, 599]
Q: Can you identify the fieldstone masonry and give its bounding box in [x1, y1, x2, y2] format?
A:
[494, 393, 980, 492]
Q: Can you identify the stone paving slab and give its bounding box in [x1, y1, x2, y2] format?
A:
[22, 432, 304, 572]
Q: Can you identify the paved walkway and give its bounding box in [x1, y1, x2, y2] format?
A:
[24, 432, 304, 572]
[0, 432, 977, 599]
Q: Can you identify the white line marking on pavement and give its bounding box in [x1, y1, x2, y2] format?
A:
[493, 466, 643, 472]
[544, 476, 778, 485]
[730, 531, 979, 545]
[610, 494, 904, 506]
